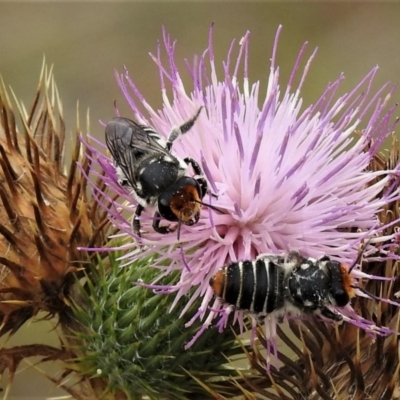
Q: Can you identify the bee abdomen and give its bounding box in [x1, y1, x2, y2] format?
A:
[210, 258, 285, 315]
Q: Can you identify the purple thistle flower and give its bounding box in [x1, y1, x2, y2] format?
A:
[82, 25, 400, 357]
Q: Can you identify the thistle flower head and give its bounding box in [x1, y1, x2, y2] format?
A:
[85, 26, 400, 353]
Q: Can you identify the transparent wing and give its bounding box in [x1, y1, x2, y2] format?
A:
[105, 117, 171, 188]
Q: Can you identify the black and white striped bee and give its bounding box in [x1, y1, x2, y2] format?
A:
[105, 107, 220, 239]
[210, 251, 357, 322]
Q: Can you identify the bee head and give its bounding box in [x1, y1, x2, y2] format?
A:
[209, 269, 225, 297]
[327, 261, 354, 307]
[158, 177, 202, 224]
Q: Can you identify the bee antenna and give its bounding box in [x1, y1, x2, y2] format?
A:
[349, 238, 372, 273]
[195, 200, 224, 214]
[350, 285, 381, 301]
[177, 218, 182, 241]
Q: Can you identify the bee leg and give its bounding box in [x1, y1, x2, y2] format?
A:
[133, 204, 144, 237]
[152, 211, 175, 234]
[197, 177, 208, 198]
[166, 107, 203, 151]
[184, 156, 218, 199]
[321, 306, 342, 321]
[184, 157, 203, 176]
[118, 178, 129, 186]
[183, 157, 212, 199]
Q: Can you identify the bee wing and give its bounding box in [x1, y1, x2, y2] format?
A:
[105, 117, 170, 188]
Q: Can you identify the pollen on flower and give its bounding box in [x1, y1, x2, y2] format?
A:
[82, 24, 400, 364]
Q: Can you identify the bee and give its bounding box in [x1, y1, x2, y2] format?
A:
[210, 251, 360, 322]
[105, 107, 221, 239]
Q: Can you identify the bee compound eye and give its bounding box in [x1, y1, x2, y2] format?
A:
[157, 195, 177, 222]
[334, 289, 350, 307]
[159, 197, 169, 207]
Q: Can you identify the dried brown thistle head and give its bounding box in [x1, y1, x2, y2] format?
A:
[0, 61, 110, 337]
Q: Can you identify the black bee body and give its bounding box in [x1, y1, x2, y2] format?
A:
[216, 257, 286, 315]
[210, 251, 354, 321]
[134, 155, 186, 202]
[105, 107, 217, 238]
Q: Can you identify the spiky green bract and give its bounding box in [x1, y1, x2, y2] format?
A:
[70, 251, 250, 400]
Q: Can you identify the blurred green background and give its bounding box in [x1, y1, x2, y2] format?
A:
[2, 2, 400, 139]
[1, 2, 400, 399]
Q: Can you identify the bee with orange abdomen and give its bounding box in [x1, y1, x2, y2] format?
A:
[105, 107, 221, 239]
[210, 251, 356, 321]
